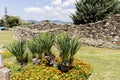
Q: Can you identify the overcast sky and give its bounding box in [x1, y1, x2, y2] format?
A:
[0, 0, 77, 21]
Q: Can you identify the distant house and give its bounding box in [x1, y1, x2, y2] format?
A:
[0, 27, 6, 31]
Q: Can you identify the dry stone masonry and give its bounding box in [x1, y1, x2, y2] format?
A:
[14, 14, 120, 49]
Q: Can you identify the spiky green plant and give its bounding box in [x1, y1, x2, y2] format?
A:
[70, 0, 120, 24]
[27, 38, 43, 65]
[7, 40, 28, 68]
[35, 32, 56, 66]
[34, 38, 43, 64]
[37, 33, 54, 55]
[27, 39, 37, 58]
[69, 37, 82, 64]
[56, 33, 81, 72]
[56, 33, 71, 61]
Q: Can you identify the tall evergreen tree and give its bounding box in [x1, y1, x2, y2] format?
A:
[70, 0, 120, 25]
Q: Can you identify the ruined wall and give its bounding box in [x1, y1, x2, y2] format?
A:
[14, 14, 120, 49]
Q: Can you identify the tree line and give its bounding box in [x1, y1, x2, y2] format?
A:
[0, 16, 20, 28]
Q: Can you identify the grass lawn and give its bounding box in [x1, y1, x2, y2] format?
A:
[1, 30, 120, 80]
[0, 30, 13, 46]
[76, 46, 120, 80]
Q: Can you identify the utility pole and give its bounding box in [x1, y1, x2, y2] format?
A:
[4, 7, 8, 29]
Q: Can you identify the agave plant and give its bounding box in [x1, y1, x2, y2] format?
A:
[27, 38, 43, 65]
[27, 39, 37, 58]
[34, 39, 44, 65]
[36, 32, 56, 66]
[7, 40, 28, 68]
[56, 33, 81, 72]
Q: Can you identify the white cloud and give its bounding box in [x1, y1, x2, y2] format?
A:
[24, 0, 77, 22]
[51, 0, 77, 7]
[62, 0, 75, 7]
[43, 6, 75, 21]
[24, 7, 43, 13]
[44, 6, 53, 11]
[51, 0, 62, 6]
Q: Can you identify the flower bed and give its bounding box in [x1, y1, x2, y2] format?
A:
[10, 58, 93, 80]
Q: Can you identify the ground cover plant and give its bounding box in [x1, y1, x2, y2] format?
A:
[0, 51, 13, 58]
[9, 58, 92, 80]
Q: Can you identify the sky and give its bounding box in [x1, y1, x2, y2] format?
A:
[0, 0, 77, 22]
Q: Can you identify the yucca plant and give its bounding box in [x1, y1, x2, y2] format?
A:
[34, 38, 44, 65]
[56, 33, 81, 72]
[69, 37, 81, 64]
[27, 38, 43, 65]
[36, 32, 56, 66]
[27, 39, 37, 58]
[7, 40, 28, 68]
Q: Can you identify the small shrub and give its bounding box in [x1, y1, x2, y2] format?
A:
[7, 40, 28, 68]
[56, 33, 81, 72]
[27, 38, 43, 65]
[36, 33, 56, 66]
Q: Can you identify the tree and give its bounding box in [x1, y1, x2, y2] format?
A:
[7, 16, 20, 28]
[0, 20, 4, 26]
[42, 20, 50, 22]
[70, 0, 120, 24]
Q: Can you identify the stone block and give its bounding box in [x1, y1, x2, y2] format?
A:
[0, 67, 11, 80]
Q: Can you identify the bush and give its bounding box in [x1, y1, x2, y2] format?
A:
[71, 0, 120, 24]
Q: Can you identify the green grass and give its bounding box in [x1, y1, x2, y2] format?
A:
[1, 30, 120, 80]
[0, 51, 13, 58]
[0, 30, 13, 46]
[76, 46, 120, 80]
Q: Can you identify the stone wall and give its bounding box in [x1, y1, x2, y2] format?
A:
[14, 14, 120, 49]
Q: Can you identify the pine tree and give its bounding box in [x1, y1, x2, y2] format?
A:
[70, 0, 120, 25]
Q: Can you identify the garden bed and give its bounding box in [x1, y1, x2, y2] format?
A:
[8, 58, 92, 80]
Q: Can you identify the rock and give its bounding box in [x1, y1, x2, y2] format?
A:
[13, 15, 120, 49]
